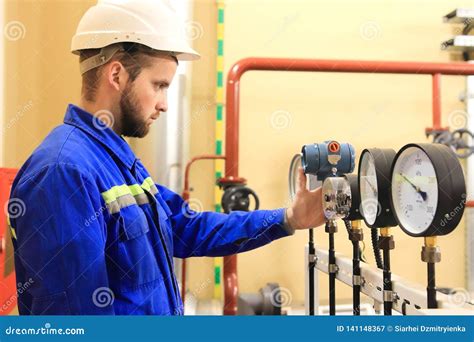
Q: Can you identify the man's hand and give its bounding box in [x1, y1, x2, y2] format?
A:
[286, 167, 325, 230]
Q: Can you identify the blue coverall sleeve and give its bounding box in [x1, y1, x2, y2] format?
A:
[156, 185, 294, 258]
[10, 163, 114, 315]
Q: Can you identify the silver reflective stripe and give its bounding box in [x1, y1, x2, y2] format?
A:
[135, 193, 149, 206]
[149, 184, 158, 195]
[102, 178, 157, 214]
[105, 192, 150, 214]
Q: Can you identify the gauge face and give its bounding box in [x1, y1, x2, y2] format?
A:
[391, 147, 438, 235]
[322, 177, 351, 220]
[359, 152, 378, 225]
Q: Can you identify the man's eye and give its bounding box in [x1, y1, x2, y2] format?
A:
[153, 82, 169, 90]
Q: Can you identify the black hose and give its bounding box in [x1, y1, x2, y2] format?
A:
[328, 224, 336, 316]
[383, 244, 392, 315]
[427, 262, 437, 309]
[344, 220, 365, 263]
[308, 228, 315, 315]
[344, 220, 361, 316]
[371, 229, 383, 269]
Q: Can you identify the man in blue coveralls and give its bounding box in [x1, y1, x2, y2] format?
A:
[8, 0, 325, 315]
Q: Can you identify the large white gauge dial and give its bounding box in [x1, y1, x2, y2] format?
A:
[391, 143, 466, 237]
[391, 147, 438, 234]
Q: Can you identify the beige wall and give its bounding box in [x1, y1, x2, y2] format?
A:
[186, 0, 473, 306]
[2, 0, 472, 309]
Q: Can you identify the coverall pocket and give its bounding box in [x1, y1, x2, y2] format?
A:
[114, 205, 161, 290]
[118, 205, 150, 241]
[31, 291, 71, 315]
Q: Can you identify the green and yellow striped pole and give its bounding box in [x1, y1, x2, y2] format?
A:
[213, 0, 225, 301]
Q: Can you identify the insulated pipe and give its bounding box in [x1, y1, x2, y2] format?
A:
[181, 155, 226, 305]
[223, 57, 474, 315]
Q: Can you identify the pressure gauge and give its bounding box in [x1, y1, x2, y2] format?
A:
[390, 143, 466, 237]
[322, 174, 363, 221]
[288, 153, 321, 201]
[322, 177, 351, 220]
[344, 174, 363, 221]
[358, 148, 397, 228]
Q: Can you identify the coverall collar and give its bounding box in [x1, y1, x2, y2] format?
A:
[63, 104, 136, 170]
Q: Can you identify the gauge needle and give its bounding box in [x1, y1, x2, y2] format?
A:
[363, 177, 377, 194]
[400, 173, 427, 201]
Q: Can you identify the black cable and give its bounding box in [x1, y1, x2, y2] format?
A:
[382, 242, 392, 315]
[427, 262, 438, 309]
[344, 220, 364, 262]
[328, 225, 336, 316]
[344, 220, 361, 316]
[371, 229, 383, 269]
[308, 228, 315, 315]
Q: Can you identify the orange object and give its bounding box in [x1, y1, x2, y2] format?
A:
[328, 141, 340, 153]
[0, 168, 18, 315]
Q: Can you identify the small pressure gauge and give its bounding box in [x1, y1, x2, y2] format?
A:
[322, 174, 363, 221]
[322, 177, 352, 220]
[358, 148, 397, 228]
[390, 143, 466, 237]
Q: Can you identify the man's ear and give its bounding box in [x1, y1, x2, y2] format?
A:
[107, 61, 127, 91]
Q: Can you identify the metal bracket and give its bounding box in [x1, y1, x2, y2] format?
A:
[328, 263, 339, 274]
[308, 254, 317, 264]
[383, 290, 395, 303]
[353, 275, 362, 286]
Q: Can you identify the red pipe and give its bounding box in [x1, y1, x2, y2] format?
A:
[181, 155, 226, 306]
[223, 57, 474, 315]
[432, 73, 442, 130]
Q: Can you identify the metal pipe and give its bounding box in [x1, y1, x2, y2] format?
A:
[432, 73, 442, 130]
[223, 57, 474, 315]
[181, 154, 226, 305]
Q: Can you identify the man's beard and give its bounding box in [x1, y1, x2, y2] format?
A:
[120, 82, 150, 138]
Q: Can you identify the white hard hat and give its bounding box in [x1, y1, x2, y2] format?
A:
[71, 0, 200, 74]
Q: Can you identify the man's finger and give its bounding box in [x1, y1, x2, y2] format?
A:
[297, 167, 307, 193]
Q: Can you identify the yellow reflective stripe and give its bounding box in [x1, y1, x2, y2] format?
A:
[101, 184, 131, 204]
[7, 215, 16, 240]
[10, 226, 17, 240]
[141, 177, 154, 192]
[129, 184, 144, 196]
[101, 177, 158, 212]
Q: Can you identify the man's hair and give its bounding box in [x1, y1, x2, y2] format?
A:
[79, 43, 178, 102]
